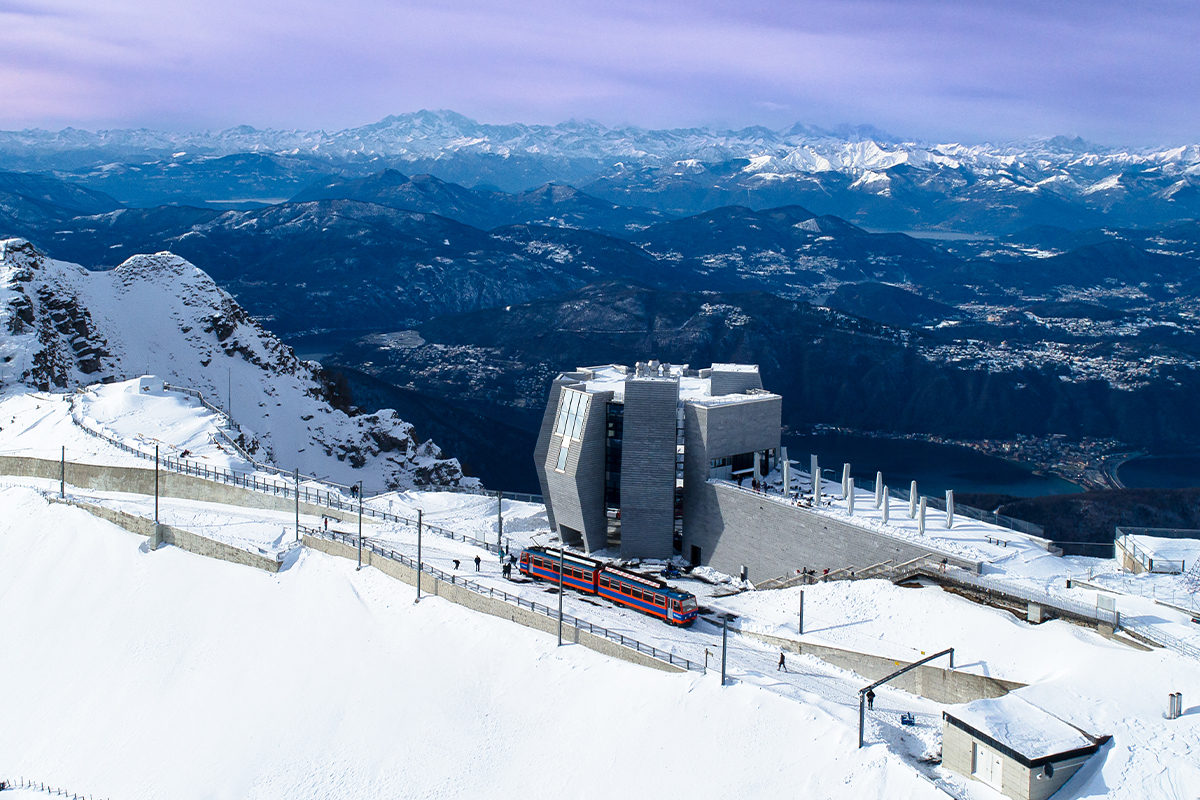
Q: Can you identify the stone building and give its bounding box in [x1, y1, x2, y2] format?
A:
[942, 694, 1106, 800]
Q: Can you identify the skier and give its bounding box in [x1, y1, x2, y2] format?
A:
[474, 554, 481, 571]
[777, 652, 788, 672]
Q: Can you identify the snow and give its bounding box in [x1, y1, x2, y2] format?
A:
[948, 694, 1093, 760]
[0, 240, 469, 492]
[575, 362, 776, 405]
[0, 485, 942, 800]
[1126, 534, 1200, 565]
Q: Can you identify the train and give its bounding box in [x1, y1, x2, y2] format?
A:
[518, 546, 699, 626]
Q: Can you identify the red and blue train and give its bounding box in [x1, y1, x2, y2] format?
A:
[518, 546, 699, 626]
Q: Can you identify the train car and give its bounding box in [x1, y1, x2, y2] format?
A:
[598, 565, 698, 627]
[518, 546, 602, 594]
[518, 547, 700, 627]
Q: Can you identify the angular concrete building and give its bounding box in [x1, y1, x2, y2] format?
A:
[534, 361, 781, 560]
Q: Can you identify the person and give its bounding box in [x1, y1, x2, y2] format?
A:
[350, 484, 358, 499]
[474, 554, 481, 571]
[866, 689, 876, 710]
[940, 558, 948, 573]
[778, 652, 788, 672]
[323, 518, 328, 531]
[453, 559, 461, 570]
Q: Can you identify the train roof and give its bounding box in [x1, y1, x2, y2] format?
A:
[603, 565, 695, 599]
[522, 546, 603, 570]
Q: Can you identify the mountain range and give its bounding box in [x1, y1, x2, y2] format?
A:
[3, 110, 1199, 234]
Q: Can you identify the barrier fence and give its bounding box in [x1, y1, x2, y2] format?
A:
[67, 393, 504, 552]
[310, 526, 698, 673]
[1, 776, 108, 799]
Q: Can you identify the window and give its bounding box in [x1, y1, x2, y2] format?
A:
[555, 440, 570, 472]
[654, 595, 666, 607]
[599, 576, 610, 588]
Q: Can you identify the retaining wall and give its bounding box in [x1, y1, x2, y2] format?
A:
[47, 495, 282, 573]
[741, 629, 1023, 704]
[686, 481, 980, 586]
[302, 533, 684, 674]
[0, 455, 363, 524]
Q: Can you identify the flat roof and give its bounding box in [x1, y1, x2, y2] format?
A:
[946, 694, 1096, 762]
[569, 363, 779, 406]
[1127, 533, 1200, 563]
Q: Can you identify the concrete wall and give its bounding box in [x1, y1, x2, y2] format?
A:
[48, 495, 282, 573]
[710, 366, 763, 396]
[619, 378, 679, 559]
[684, 481, 978, 585]
[0, 455, 363, 526]
[743, 629, 1022, 704]
[542, 388, 611, 551]
[302, 533, 685, 674]
[533, 379, 567, 532]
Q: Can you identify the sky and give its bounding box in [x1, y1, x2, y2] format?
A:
[2, 0, 1198, 145]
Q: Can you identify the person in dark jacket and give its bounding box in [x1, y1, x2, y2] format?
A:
[777, 652, 788, 672]
[474, 555, 482, 571]
[866, 689, 876, 710]
[453, 559, 460, 570]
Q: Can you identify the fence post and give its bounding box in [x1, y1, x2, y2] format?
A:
[294, 467, 300, 542]
[416, 509, 423, 604]
[721, 617, 728, 686]
[60, 445, 65, 497]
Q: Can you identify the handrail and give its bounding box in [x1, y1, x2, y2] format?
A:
[308, 526, 698, 673]
[67, 396, 500, 553]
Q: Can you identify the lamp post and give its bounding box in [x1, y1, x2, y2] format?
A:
[557, 542, 565, 646]
[356, 480, 364, 570]
[416, 509, 423, 603]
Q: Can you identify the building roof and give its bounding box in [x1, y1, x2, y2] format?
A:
[946, 694, 1098, 763]
[570, 363, 779, 406]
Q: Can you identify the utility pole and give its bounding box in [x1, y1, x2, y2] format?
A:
[154, 445, 160, 523]
[294, 467, 300, 542]
[356, 480, 363, 570]
[416, 509, 423, 603]
[557, 543, 565, 646]
[60, 445, 65, 498]
[798, 589, 805, 635]
[497, 490, 504, 562]
[227, 367, 231, 419]
[721, 617, 729, 686]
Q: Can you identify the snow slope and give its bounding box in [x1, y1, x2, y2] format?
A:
[0, 238, 469, 490]
[0, 485, 942, 800]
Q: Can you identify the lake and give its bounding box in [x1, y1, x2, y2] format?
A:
[1117, 455, 1200, 490]
[781, 432, 1082, 498]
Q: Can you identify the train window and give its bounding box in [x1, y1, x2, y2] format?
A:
[654, 595, 666, 607]
[599, 576, 609, 587]
[672, 600, 680, 611]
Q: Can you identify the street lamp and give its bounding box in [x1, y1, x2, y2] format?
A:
[356, 480, 364, 570]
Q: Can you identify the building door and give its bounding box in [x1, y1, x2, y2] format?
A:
[972, 742, 1003, 790]
[690, 545, 702, 567]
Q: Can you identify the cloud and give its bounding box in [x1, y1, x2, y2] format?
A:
[0, 0, 1196, 144]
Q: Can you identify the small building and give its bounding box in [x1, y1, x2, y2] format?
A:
[942, 694, 1107, 800]
[1115, 527, 1200, 575]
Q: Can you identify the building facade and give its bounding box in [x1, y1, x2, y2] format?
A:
[534, 361, 781, 560]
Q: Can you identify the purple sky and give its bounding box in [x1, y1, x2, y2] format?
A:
[3, 0, 1198, 144]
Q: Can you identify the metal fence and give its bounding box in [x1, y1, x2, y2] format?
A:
[1115, 532, 1187, 574]
[1, 776, 108, 799]
[310, 527, 697, 672]
[67, 397, 501, 553]
[934, 567, 1121, 627]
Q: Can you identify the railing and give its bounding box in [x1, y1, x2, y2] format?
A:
[1, 776, 109, 799]
[1116, 533, 1187, 574]
[422, 482, 544, 504]
[932, 567, 1121, 628]
[67, 396, 502, 552]
[309, 527, 697, 672]
[713, 478, 980, 571]
[1121, 617, 1200, 660]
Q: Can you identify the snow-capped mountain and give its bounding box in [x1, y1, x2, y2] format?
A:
[5, 111, 1198, 232]
[0, 238, 469, 490]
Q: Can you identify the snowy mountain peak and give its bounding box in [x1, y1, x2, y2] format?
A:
[0, 239, 472, 490]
